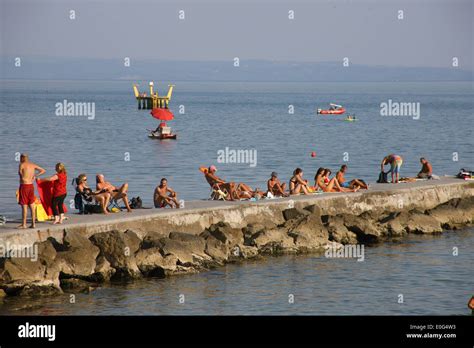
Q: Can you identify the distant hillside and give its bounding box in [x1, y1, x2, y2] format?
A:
[1, 57, 472, 82]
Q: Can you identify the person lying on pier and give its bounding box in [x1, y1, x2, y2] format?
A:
[236, 183, 266, 200]
[96, 174, 132, 212]
[336, 165, 369, 190]
[324, 168, 358, 192]
[314, 168, 358, 193]
[417, 157, 433, 179]
[204, 165, 238, 201]
[267, 172, 289, 197]
[154, 178, 180, 208]
[75, 174, 111, 214]
[289, 168, 312, 195]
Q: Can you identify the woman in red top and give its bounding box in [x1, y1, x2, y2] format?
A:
[41, 163, 68, 224]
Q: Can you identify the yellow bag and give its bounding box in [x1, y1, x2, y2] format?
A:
[36, 201, 50, 222]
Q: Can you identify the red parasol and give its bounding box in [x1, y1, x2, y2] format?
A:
[150, 108, 174, 121]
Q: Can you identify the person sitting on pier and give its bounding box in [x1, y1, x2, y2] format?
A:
[267, 172, 288, 197]
[76, 174, 111, 214]
[336, 165, 369, 190]
[289, 168, 311, 195]
[96, 174, 132, 212]
[381, 154, 403, 184]
[315, 168, 358, 193]
[417, 157, 433, 179]
[154, 178, 180, 208]
[204, 165, 238, 201]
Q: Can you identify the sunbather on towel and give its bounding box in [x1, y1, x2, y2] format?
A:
[96, 174, 132, 212]
[236, 182, 266, 199]
[154, 178, 179, 208]
[204, 165, 238, 201]
[336, 165, 369, 189]
[76, 174, 111, 214]
[315, 168, 358, 193]
[267, 172, 288, 197]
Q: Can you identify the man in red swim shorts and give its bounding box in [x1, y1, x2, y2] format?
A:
[18, 153, 45, 229]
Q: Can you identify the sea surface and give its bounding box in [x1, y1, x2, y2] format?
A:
[0, 80, 473, 217]
[0, 229, 473, 315]
[0, 80, 473, 315]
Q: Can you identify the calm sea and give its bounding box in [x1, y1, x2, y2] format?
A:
[0, 80, 472, 315]
[0, 80, 473, 217]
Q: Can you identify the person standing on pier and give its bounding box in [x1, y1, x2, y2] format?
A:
[17, 153, 45, 229]
[381, 154, 403, 184]
[38, 163, 68, 224]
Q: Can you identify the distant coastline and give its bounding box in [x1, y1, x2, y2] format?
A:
[1, 57, 473, 82]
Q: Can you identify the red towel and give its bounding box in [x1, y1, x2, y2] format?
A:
[36, 179, 68, 216]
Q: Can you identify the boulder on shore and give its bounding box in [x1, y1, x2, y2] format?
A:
[203, 222, 244, 247]
[135, 248, 178, 277]
[282, 207, 311, 221]
[427, 197, 474, 229]
[248, 228, 297, 254]
[89, 230, 141, 280]
[287, 214, 329, 252]
[381, 210, 443, 234]
[0, 256, 62, 296]
[339, 214, 385, 243]
[325, 215, 359, 245]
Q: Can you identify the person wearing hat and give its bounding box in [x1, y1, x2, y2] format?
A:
[267, 172, 288, 197]
[204, 165, 238, 201]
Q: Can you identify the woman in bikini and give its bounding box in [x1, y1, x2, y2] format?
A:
[76, 174, 111, 214]
[315, 168, 358, 193]
[289, 168, 311, 195]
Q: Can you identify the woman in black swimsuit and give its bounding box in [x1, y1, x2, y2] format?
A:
[289, 168, 311, 195]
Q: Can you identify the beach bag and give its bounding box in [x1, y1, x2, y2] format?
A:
[457, 168, 474, 179]
[74, 192, 84, 212]
[84, 204, 103, 214]
[130, 196, 143, 209]
[377, 171, 389, 183]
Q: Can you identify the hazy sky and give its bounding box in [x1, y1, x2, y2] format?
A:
[1, 0, 472, 69]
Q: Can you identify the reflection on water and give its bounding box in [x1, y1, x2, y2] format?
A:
[1, 229, 473, 315]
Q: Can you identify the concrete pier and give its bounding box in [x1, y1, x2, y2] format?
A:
[1, 178, 473, 248]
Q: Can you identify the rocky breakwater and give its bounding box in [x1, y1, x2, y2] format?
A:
[0, 196, 473, 298]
